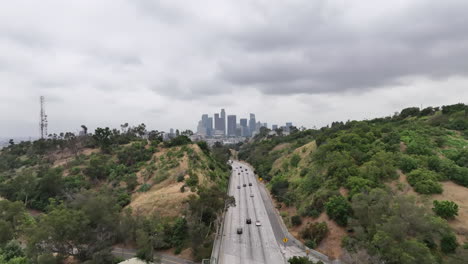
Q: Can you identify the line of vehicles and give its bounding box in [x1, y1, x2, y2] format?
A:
[234, 163, 261, 235]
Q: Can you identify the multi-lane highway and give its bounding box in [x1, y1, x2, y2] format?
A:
[217, 161, 285, 264]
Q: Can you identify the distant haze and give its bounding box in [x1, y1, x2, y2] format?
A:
[1, 0, 467, 137]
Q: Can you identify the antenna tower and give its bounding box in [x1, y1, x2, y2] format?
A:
[40, 96, 48, 139]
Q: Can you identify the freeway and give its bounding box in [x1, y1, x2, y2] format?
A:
[217, 161, 285, 264]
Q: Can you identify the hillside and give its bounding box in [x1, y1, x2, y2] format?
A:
[0, 128, 231, 263]
[239, 103, 468, 264]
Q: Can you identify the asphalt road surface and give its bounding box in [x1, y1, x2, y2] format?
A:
[218, 161, 285, 264]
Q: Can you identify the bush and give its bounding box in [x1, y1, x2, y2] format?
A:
[441, 233, 458, 254]
[432, 200, 458, 219]
[407, 169, 443, 194]
[138, 183, 151, 192]
[304, 240, 316, 249]
[290, 154, 301, 168]
[325, 196, 351, 226]
[300, 222, 328, 246]
[176, 174, 185, 182]
[291, 215, 302, 226]
[399, 155, 419, 173]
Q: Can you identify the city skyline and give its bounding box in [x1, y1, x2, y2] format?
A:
[196, 109, 293, 139]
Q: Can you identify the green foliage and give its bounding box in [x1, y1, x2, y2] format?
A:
[290, 154, 301, 168]
[288, 256, 316, 264]
[291, 215, 302, 226]
[300, 222, 328, 247]
[346, 176, 372, 197]
[325, 196, 351, 226]
[407, 169, 443, 194]
[93, 127, 112, 153]
[117, 142, 153, 167]
[432, 200, 458, 219]
[400, 107, 420, 118]
[85, 154, 111, 180]
[164, 136, 192, 147]
[399, 154, 419, 173]
[138, 184, 151, 193]
[441, 233, 458, 254]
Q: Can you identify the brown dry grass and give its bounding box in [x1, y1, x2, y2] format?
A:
[388, 170, 468, 243]
[433, 181, 468, 243]
[272, 143, 291, 152]
[129, 182, 194, 218]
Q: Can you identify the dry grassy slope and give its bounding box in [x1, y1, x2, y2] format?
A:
[128, 144, 218, 218]
[388, 171, 468, 244]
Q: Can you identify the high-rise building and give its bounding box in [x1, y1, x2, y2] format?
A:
[214, 113, 221, 131]
[227, 115, 237, 136]
[272, 124, 278, 130]
[239, 118, 248, 137]
[221, 109, 226, 135]
[285, 122, 293, 132]
[207, 117, 213, 136]
[249, 113, 256, 136]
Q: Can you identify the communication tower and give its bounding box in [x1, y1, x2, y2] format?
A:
[39, 96, 48, 139]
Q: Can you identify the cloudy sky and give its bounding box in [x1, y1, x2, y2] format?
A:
[1, 0, 468, 137]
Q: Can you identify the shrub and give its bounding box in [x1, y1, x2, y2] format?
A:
[399, 155, 419, 173]
[407, 169, 443, 194]
[138, 183, 151, 192]
[176, 174, 185, 182]
[290, 154, 301, 168]
[441, 233, 458, 254]
[291, 215, 302, 226]
[288, 256, 315, 264]
[414, 180, 442, 194]
[432, 200, 458, 219]
[304, 240, 316, 249]
[325, 196, 351, 226]
[300, 222, 328, 246]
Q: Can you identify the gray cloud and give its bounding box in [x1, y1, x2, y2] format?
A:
[0, 0, 467, 137]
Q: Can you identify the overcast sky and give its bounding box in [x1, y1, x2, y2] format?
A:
[1, 0, 468, 137]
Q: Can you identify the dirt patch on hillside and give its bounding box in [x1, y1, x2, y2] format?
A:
[272, 143, 291, 152]
[432, 181, 468, 242]
[339, 187, 349, 197]
[159, 247, 195, 262]
[388, 171, 468, 243]
[129, 182, 193, 218]
[400, 142, 407, 152]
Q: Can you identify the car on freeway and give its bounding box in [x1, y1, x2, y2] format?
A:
[246, 218, 252, 224]
[237, 185, 241, 189]
[237, 227, 243, 234]
[243, 184, 247, 187]
[249, 183, 252, 186]
[255, 220, 261, 226]
[250, 193, 254, 197]
[238, 173, 240, 175]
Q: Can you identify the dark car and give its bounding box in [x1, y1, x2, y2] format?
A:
[238, 173, 240, 175]
[249, 183, 252, 186]
[237, 185, 241, 189]
[243, 184, 247, 187]
[237, 227, 243, 234]
[246, 218, 252, 224]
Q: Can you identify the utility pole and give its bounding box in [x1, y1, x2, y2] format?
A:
[39, 96, 48, 139]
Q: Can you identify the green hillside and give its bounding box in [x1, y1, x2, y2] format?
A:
[0, 127, 231, 263]
[239, 103, 468, 263]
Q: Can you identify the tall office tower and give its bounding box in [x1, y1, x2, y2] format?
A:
[236, 124, 242, 137]
[272, 124, 278, 130]
[221, 109, 226, 135]
[214, 113, 221, 130]
[239, 118, 248, 137]
[207, 117, 213, 136]
[227, 115, 237, 136]
[249, 113, 256, 136]
[197, 120, 207, 136]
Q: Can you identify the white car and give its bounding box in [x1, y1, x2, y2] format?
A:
[255, 220, 261, 226]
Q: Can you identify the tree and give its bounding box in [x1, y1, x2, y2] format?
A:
[432, 200, 458, 219]
[325, 195, 351, 226]
[441, 233, 458, 254]
[288, 256, 316, 264]
[400, 107, 420, 118]
[93, 127, 112, 153]
[81, 125, 88, 135]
